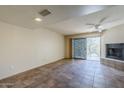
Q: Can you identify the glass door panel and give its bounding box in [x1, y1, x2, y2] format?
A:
[72, 38, 87, 59]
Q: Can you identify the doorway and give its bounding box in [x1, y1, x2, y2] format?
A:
[72, 37, 100, 61]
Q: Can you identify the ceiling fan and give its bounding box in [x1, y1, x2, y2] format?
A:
[86, 17, 108, 32]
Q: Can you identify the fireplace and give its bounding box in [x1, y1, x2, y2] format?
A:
[106, 43, 124, 60]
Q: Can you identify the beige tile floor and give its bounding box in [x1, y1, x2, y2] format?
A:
[0, 59, 124, 88]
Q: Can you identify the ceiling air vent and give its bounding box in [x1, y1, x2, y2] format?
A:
[39, 9, 51, 17]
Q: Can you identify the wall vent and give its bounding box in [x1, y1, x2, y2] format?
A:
[39, 9, 51, 17]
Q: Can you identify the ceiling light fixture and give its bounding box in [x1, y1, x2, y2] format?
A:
[34, 17, 42, 22]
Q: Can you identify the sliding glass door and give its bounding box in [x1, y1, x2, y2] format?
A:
[72, 38, 87, 59]
[86, 37, 100, 61]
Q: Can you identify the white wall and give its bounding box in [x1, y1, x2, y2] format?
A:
[101, 24, 124, 58]
[0, 21, 65, 79]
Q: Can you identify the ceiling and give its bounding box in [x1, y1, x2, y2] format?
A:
[0, 5, 124, 35]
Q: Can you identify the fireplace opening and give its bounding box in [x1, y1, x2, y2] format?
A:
[106, 43, 124, 60]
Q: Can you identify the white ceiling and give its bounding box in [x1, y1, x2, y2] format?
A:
[0, 5, 124, 35]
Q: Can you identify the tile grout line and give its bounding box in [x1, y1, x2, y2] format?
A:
[92, 68, 97, 88]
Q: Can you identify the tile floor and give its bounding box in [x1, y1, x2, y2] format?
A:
[0, 59, 124, 88]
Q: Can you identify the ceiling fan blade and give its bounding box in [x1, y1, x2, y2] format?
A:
[86, 23, 95, 26]
[99, 16, 108, 24]
[104, 18, 122, 24]
[102, 29, 107, 32]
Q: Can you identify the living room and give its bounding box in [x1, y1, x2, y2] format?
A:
[0, 5, 124, 89]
